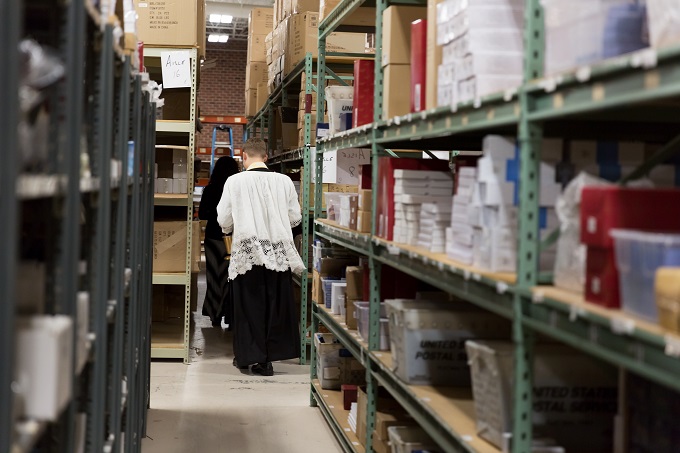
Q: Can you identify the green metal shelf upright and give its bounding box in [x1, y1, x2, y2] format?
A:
[1, 1, 155, 451]
[310, 0, 680, 452]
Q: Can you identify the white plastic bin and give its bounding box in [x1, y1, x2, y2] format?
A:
[314, 333, 364, 390]
[541, 0, 647, 75]
[325, 86, 353, 135]
[353, 301, 390, 350]
[466, 341, 617, 452]
[385, 299, 510, 386]
[324, 192, 344, 222]
[611, 229, 680, 322]
[387, 426, 441, 453]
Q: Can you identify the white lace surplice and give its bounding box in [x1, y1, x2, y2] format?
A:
[216, 170, 305, 280]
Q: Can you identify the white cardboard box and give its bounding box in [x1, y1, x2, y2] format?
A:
[17, 315, 74, 421]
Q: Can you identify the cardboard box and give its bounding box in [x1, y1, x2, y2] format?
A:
[192, 221, 201, 273]
[292, 0, 319, 14]
[346, 298, 361, 329]
[656, 267, 680, 333]
[298, 127, 316, 147]
[297, 110, 318, 129]
[133, 0, 199, 47]
[288, 12, 367, 69]
[357, 210, 371, 233]
[246, 62, 268, 90]
[375, 412, 416, 441]
[245, 89, 258, 117]
[320, 0, 376, 27]
[247, 34, 268, 63]
[353, 60, 375, 127]
[153, 221, 188, 273]
[411, 19, 427, 112]
[382, 6, 427, 67]
[249, 7, 274, 35]
[426, 0, 443, 109]
[256, 82, 268, 112]
[345, 266, 364, 301]
[372, 431, 391, 453]
[383, 64, 411, 119]
[357, 386, 404, 447]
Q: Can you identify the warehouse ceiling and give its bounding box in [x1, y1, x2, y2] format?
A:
[205, 0, 273, 41]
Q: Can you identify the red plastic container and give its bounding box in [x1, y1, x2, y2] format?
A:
[585, 247, 620, 308]
[581, 187, 680, 248]
[410, 19, 427, 112]
[353, 60, 375, 127]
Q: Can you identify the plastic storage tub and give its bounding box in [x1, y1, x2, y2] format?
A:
[610, 229, 680, 322]
[353, 301, 390, 350]
[385, 299, 510, 386]
[324, 192, 344, 222]
[541, 0, 647, 75]
[466, 340, 617, 452]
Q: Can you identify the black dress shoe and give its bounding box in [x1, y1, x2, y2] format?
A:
[233, 358, 249, 370]
[251, 362, 274, 376]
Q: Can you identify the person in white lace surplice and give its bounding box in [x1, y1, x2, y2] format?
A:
[216, 138, 304, 376]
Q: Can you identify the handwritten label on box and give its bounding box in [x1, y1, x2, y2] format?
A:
[161, 51, 191, 89]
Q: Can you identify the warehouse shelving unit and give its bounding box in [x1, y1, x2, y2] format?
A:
[1, 1, 156, 452]
[246, 53, 355, 365]
[310, 0, 680, 452]
[145, 47, 198, 363]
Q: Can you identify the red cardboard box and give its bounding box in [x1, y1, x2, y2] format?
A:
[410, 19, 427, 112]
[341, 384, 359, 410]
[581, 187, 680, 248]
[376, 157, 450, 240]
[358, 164, 372, 190]
[585, 247, 620, 308]
[353, 60, 375, 127]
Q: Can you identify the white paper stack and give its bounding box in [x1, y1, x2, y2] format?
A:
[470, 136, 562, 273]
[436, 0, 525, 107]
[446, 166, 477, 264]
[348, 402, 358, 433]
[393, 170, 454, 246]
[418, 202, 452, 253]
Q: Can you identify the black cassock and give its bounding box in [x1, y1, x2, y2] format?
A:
[231, 265, 300, 366]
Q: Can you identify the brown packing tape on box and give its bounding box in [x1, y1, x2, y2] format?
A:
[153, 221, 187, 273]
[133, 0, 198, 47]
[383, 64, 411, 120]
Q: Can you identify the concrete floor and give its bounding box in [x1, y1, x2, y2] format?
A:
[142, 271, 342, 453]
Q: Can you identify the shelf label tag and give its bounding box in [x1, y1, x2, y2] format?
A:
[664, 335, 680, 358]
[161, 51, 192, 89]
[610, 317, 635, 335]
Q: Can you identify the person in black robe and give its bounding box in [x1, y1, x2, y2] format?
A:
[198, 156, 240, 327]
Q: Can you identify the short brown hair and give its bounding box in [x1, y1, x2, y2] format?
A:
[243, 138, 267, 158]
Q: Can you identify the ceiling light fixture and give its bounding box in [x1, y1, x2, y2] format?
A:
[218, 34, 229, 43]
[209, 14, 221, 23]
[221, 15, 233, 24]
[208, 34, 219, 43]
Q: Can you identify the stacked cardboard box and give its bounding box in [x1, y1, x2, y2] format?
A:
[246, 8, 274, 116]
[154, 147, 189, 195]
[133, 0, 206, 57]
[382, 6, 426, 119]
[435, 0, 524, 107]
